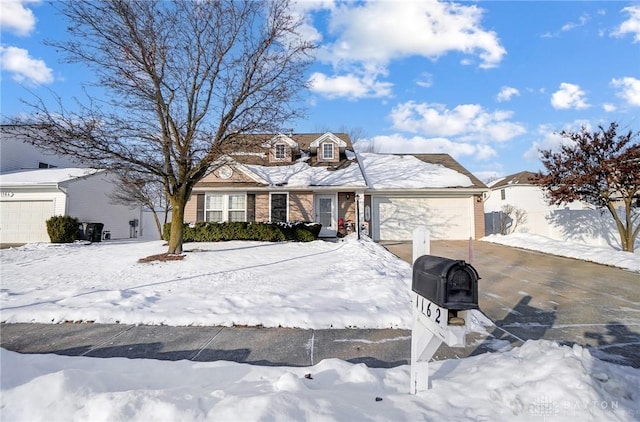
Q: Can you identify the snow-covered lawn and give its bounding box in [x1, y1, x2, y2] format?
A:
[2, 235, 640, 421]
[483, 233, 640, 273]
[0, 236, 412, 328]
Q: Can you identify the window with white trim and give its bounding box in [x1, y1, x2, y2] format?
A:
[270, 193, 288, 223]
[205, 193, 246, 222]
[274, 143, 286, 160]
[322, 142, 334, 160]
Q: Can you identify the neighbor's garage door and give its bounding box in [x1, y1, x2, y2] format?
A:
[0, 201, 55, 243]
[372, 196, 471, 241]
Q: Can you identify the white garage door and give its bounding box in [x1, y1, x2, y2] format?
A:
[372, 196, 471, 241]
[0, 201, 55, 243]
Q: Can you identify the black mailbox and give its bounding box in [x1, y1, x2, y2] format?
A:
[412, 255, 479, 310]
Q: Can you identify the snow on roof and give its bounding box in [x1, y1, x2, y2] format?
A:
[245, 161, 367, 188]
[0, 168, 101, 185]
[358, 153, 473, 189]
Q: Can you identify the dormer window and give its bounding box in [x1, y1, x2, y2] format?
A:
[322, 143, 334, 160]
[275, 143, 286, 160]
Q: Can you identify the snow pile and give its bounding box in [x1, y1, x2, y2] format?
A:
[2, 340, 638, 421]
[358, 153, 473, 189]
[0, 236, 412, 328]
[483, 233, 640, 273]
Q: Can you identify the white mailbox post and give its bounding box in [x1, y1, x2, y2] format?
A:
[410, 228, 480, 394]
[410, 294, 472, 393]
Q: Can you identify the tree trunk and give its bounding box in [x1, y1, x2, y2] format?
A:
[167, 196, 186, 254]
[606, 201, 635, 253]
[150, 209, 164, 241]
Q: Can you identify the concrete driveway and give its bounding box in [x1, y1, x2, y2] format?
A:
[382, 240, 640, 367]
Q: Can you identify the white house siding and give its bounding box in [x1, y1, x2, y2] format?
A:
[0, 127, 82, 172]
[483, 184, 637, 249]
[484, 185, 583, 235]
[0, 187, 66, 243]
[65, 173, 142, 240]
[371, 196, 474, 241]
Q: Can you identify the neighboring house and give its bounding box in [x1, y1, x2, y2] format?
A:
[0, 125, 82, 171]
[184, 132, 488, 241]
[484, 171, 633, 248]
[485, 171, 587, 236]
[0, 125, 148, 243]
[0, 168, 143, 243]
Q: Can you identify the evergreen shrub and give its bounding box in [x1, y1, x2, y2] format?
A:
[46, 215, 80, 243]
[163, 221, 321, 242]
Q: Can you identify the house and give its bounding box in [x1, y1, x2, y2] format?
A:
[1, 124, 82, 171]
[484, 171, 587, 237]
[185, 132, 367, 238]
[0, 125, 148, 244]
[483, 171, 633, 248]
[0, 168, 145, 243]
[184, 132, 489, 241]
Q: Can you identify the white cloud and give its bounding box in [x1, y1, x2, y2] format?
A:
[612, 5, 640, 42]
[308, 70, 392, 99]
[355, 133, 497, 160]
[318, 1, 506, 69]
[389, 101, 526, 142]
[496, 86, 520, 102]
[611, 76, 640, 106]
[603, 103, 617, 112]
[0, 45, 53, 85]
[416, 73, 433, 88]
[0, 0, 39, 36]
[550, 83, 590, 110]
[289, 0, 336, 45]
[561, 13, 590, 32]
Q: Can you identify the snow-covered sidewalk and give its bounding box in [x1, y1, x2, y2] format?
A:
[2, 340, 639, 421]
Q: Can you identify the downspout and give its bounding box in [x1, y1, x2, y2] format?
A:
[56, 182, 69, 217]
[356, 194, 360, 240]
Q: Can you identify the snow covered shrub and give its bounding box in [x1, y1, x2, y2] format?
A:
[46, 216, 80, 243]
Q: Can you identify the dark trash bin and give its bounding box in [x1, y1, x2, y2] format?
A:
[82, 223, 104, 242]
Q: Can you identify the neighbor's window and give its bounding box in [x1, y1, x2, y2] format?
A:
[270, 193, 288, 223]
[500, 189, 506, 200]
[275, 144, 286, 160]
[322, 142, 334, 160]
[205, 193, 246, 222]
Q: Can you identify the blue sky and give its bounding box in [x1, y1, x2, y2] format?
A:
[1, 1, 639, 181]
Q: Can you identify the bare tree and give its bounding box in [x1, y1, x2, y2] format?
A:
[498, 204, 527, 235]
[108, 171, 170, 239]
[11, 0, 314, 254]
[534, 122, 640, 252]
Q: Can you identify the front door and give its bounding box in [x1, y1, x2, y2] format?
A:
[315, 194, 337, 237]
